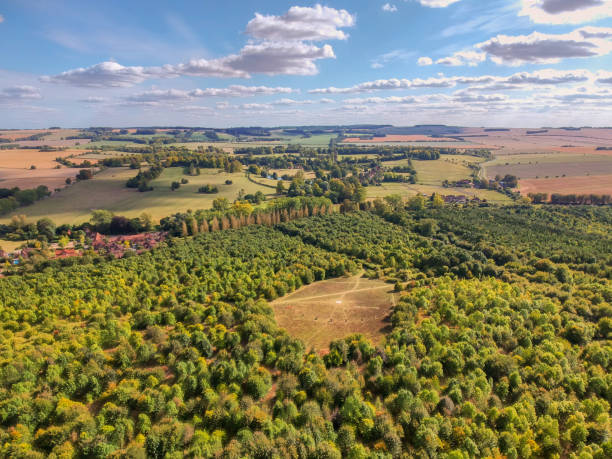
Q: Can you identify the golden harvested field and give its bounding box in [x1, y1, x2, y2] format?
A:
[271, 274, 396, 352]
[0, 168, 79, 190]
[485, 154, 612, 180]
[519, 175, 612, 196]
[0, 148, 90, 189]
[0, 129, 86, 147]
[0, 148, 80, 169]
[460, 128, 612, 155]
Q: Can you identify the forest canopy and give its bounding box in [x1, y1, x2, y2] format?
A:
[0, 202, 610, 458]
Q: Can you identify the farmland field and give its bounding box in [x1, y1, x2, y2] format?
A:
[0, 148, 92, 189]
[0, 128, 81, 142]
[367, 154, 510, 202]
[458, 127, 612, 154]
[366, 182, 512, 203]
[0, 167, 273, 224]
[481, 150, 612, 196]
[483, 152, 612, 180]
[0, 148, 87, 169]
[412, 155, 480, 185]
[343, 134, 455, 143]
[271, 274, 395, 352]
[519, 175, 612, 197]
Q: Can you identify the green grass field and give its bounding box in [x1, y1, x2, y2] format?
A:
[366, 183, 512, 204]
[1, 167, 273, 225]
[413, 155, 481, 185]
[366, 155, 509, 203]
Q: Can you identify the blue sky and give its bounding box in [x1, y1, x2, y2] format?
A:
[1, 0, 611, 128]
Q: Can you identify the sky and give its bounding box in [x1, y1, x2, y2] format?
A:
[0, 0, 611, 128]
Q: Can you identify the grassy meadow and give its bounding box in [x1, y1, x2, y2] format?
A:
[1, 167, 273, 225]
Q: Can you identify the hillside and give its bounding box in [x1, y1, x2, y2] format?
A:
[0, 204, 611, 458]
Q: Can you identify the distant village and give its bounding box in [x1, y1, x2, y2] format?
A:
[0, 231, 167, 267]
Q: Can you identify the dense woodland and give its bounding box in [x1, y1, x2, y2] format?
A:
[0, 198, 611, 458]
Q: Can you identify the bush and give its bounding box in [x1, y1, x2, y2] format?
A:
[198, 185, 219, 194]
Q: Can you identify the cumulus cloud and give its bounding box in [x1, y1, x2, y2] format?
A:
[343, 91, 508, 107]
[271, 98, 315, 105]
[0, 86, 42, 103]
[382, 3, 398, 12]
[477, 26, 612, 65]
[245, 4, 355, 41]
[40, 61, 170, 87]
[415, 0, 462, 7]
[221, 41, 335, 76]
[596, 70, 612, 83]
[43, 41, 336, 86]
[125, 85, 297, 103]
[417, 56, 433, 66]
[436, 50, 486, 66]
[309, 76, 458, 94]
[42, 5, 354, 87]
[520, 0, 612, 24]
[309, 68, 600, 94]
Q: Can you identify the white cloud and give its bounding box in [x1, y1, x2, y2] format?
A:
[382, 3, 398, 12]
[271, 98, 314, 105]
[343, 91, 508, 107]
[240, 103, 272, 110]
[163, 59, 248, 78]
[125, 85, 297, 103]
[418, 56, 433, 66]
[520, 0, 612, 24]
[42, 4, 355, 87]
[245, 4, 355, 41]
[43, 40, 337, 87]
[596, 70, 612, 83]
[309, 68, 601, 94]
[477, 26, 612, 65]
[0, 86, 42, 103]
[415, 0, 462, 7]
[221, 41, 335, 76]
[0, 14, 4, 23]
[40, 61, 171, 87]
[436, 50, 486, 66]
[79, 96, 107, 103]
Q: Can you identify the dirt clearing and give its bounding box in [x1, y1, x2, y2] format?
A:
[271, 274, 396, 352]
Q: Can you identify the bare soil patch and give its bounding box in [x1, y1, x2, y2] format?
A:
[271, 274, 396, 352]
